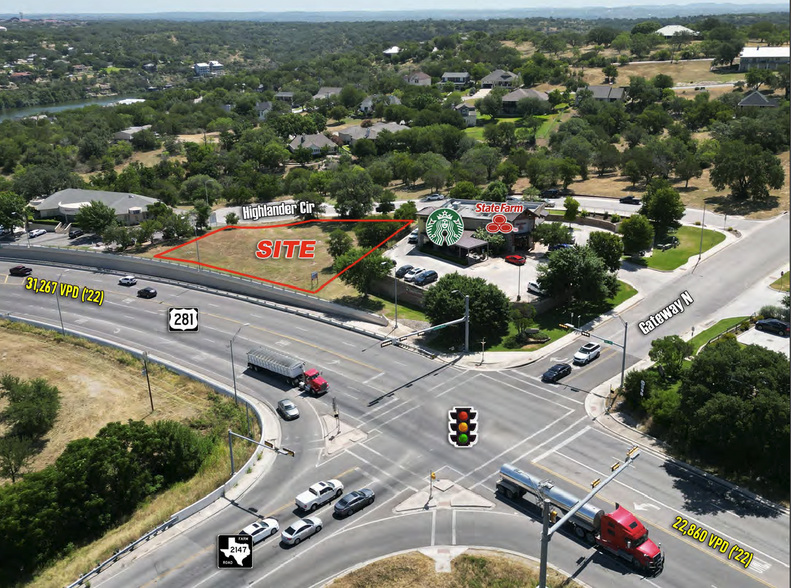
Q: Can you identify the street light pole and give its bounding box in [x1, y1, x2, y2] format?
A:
[698, 202, 706, 261]
[620, 320, 628, 391]
[381, 261, 398, 328]
[464, 295, 470, 354]
[516, 264, 522, 302]
[230, 323, 250, 406]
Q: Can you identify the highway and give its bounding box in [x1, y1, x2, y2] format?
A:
[0, 213, 788, 588]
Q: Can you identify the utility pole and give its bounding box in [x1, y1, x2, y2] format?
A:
[516, 264, 522, 302]
[230, 323, 249, 406]
[464, 294, 470, 353]
[333, 396, 340, 435]
[620, 321, 628, 392]
[142, 351, 154, 412]
[480, 338, 486, 364]
[538, 498, 552, 588]
[698, 202, 706, 261]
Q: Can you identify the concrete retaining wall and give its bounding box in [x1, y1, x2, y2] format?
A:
[0, 244, 387, 326]
[544, 215, 619, 232]
[369, 278, 427, 308]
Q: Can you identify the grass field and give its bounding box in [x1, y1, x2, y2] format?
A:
[771, 272, 790, 292]
[688, 316, 748, 353]
[329, 550, 582, 588]
[575, 59, 744, 86]
[645, 226, 726, 271]
[464, 116, 521, 141]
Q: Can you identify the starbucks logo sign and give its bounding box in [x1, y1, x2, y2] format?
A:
[425, 208, 464, 247]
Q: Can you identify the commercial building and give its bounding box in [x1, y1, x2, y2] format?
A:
[33, 189, 159, 225]
[738, 46, 790, 71]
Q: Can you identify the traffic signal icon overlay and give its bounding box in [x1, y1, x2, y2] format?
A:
[448, 406, 478, 448]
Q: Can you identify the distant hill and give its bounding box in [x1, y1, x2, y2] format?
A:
[2, 4, 788, 22]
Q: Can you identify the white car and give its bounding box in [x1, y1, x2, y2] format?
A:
[295, 479, 344, 511]
[28, 229, 47, 238]
[527, 281, 546, 296]
[573, 342, 601, 365]
[425, 193, 444, 202]
[239, 518, 279, 544]
[118, 276, 138, 286]
[281, 517, 322, 546]
[403, 267, 425, 282]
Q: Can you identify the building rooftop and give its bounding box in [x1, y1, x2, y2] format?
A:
[417, 199, 544, 222]
[738, 90, 779, 108]
[655, 25, 698, 36]
[502, 88, 549, 102]
[35, 189, 159, 213]
[740, 46, 790, 59]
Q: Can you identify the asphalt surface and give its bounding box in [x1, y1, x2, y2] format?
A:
[0, 213, 788, 588]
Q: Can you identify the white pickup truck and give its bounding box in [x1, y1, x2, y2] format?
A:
[295, 480, 344, 512]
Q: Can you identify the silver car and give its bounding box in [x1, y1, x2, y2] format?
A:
[277, 399, 299, 420]
[239, 518, 279, 544]
[425, 193, 444, 202]
[281, 517, 322, 546]
[403, 267, 425, 282]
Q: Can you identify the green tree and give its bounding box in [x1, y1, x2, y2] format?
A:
[497, 162, 520, 190]
[332, 247, 391, 296]
[537, 246, 618, 307]
[328, 228, 354, 259]
[180, 175, 222, 205]
[0, 375, 61, 439]
[192, 201, 212, 231]
[641, 180, 685, 233]
[295, 192, 326, 219]
[587, 231, 624, 272]
[0, 191, 26, 231]
[330, 167, 378, 218]
[473, 227, 507, 255]
[532, 222, 574, 248]
[376, 190, 396, 214]
[449, 181, 481, 200]
[225, 212, 240, 227]
[483, 180, 509, 202]
[367, 160, 393, 187]
[354, 215, 406, 248]
[710, 140, 785, 201]
[675, 154, 702, 188]
[74, 200, 117, 235]
[563, 196, 580, 222]
[292, 145, 313, 166]
[649, 335, 694, 380]
[393, 200, 418, 221]
[618, 213, 655, 254]
[131, 129, 160, 151]
[423, 273, 511, 346]
[0, 436, 34, 483]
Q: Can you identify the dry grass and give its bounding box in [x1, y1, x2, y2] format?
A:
[329, 551, 582, 588]
[177, 131, 220, 144]
[575, 59, 744, 86]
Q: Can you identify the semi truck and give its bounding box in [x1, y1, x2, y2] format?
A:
[497, 463, 664, 575]
[246, 346, 329, 395]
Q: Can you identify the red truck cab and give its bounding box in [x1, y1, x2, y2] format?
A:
[597, 504, 664, 575]
[302, 369, 329, 395]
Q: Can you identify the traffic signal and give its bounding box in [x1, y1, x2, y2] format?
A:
[448, 406, 478, 448]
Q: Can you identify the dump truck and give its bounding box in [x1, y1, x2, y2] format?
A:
[246, 346, 329, 395]
[497, 463, 664, 575]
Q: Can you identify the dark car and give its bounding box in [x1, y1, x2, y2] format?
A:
[395, 264, 414, 279]
[755, 318, 790, 337]
[334, 488, 375, 517]
[68, 228, 84, 239]
[137, 287, 157, 299]
[548, 243, 574, 252]
[619, 196, 641, 205]
[540, 188, 560, 197]
[9, 265, 32, 277]
[542, 363, 572, 383]
[414, 270, 438, 286]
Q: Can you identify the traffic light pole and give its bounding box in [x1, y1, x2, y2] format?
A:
[538, 498, 552, 588]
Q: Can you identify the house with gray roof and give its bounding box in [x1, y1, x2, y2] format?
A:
[337, 122, 410, 145]
[359, 94, 401, 115]
[34, 189, 159, 225]
[113, 125, 151, 142]
[313, 87, 343, 100]
[481, 69, 518, 89]
[501, 88, 549, 115]
[256, 101, 273, 120]
[737, 90, 779, 108]
[581, 86, 626, 103]
[288, 134, 338, 156]
[275, 91, 294, 103]
[404, 71, 431, 86]
[441, 72, 471, 88]
[454, 103, 477, 127]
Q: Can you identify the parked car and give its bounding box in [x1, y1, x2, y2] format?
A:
[527, 281, 546, 296]
[68, 228, 84, 239]
[540, 188, 560, 197]
[9, 265, 32, 277]
[548, 243, 574, 252]
[505, 254, 526, 266]
[543, 200, 556, 209]
[295, 479, 344, 511]
[277, 399, 300, 420]
[28, 229, 47, 238]
[408, 229, 419, 244]
[395, 264, 414, 278]
[414, 270, 438, 286]
[334, 488, 376, 517]
[619, 196, 641, 205]
[119, 275, 138, 286]
[239, 518, 279, 544]
[137, 286, 157, 299]
[425, 193, 444, 202]
[573, 342, 601, 365]
[403, 267, 425, 282]
[542, 363, 572, 383]
[281, 517, 322, 546]
[755, 318, 790, 337]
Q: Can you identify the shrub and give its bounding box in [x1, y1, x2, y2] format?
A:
[759, 305, 789, 321]
[693, 221, 701, 226]
[580, 209, 590, 218]
[610, 213, 621, 223]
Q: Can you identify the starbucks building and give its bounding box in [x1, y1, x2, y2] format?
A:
[415, 199, 547, 264]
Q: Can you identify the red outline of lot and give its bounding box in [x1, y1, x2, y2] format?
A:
[154, 218, 412, 294]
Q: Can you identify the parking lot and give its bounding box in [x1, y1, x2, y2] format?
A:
[738, 327, 790, 357]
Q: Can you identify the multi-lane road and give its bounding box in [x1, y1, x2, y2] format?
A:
[0, 212, 788, 588]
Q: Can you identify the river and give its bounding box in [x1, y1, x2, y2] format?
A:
[0, 95, 145, 122]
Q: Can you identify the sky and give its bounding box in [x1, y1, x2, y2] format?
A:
[10, 0, 786, 14]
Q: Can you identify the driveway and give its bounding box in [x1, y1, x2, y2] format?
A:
[738, 327, 790, 357]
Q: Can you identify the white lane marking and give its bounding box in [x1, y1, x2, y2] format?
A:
[303, 397, 328, 468]
[355, 443, 422, 479]
[345, 392, 359, 400]
[458, 409, 575, 485]
[191, 570, 220, 588]
[345, 448, 418, 492]
[361, 397, 410, 419]
[499, 371, 584, 405]
[363, 372, 385, 384]
[295, 326, 308, 332]
[480, 373, 578, 410]
[208, 303, 219, 308]
[431, 510, 437, 546]
[391, 360, 408, 367]
[436, 372, 481, 398]
[469, 414, 589, 490]
[342, 342, 356, 347]
[430, 369, 470, 392]
[749, 559, 772, 574]
[452, 509, 457, 545]
[533, 426, 591, 463]
[377, 404, 420, 427]
[554, 450, 790, 570]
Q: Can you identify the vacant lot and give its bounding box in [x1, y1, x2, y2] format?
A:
[0, 323, 213, 479]
[330, 550, 582, 588]
[576, 59, 744, 86]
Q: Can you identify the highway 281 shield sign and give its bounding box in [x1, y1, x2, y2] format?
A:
[425, 208, 464, 247]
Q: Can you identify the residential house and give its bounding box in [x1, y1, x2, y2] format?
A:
[359, 94, 401, 115]
[454, 103, 477, 128]
[113, 125, 152, 142]
[275, 91, 294, 103]
[655, 25, 698, 38]
[209, 61, 224, 74]
[481, 69, 518, 89]
[404, 71, 432, 86]
[383, 46, 401, 56]
[34, 189, 159, 225]
[415, 199, 546, 261]
[194, 62, 210, 77]
[582, 86, 627, 103]
[72, 64, 89, 74]
[142, 63, 157, 73]
[441, 71, 471, 88]
[313, 87, 343, 101]
[288, 134, 338, 156]
[501, 88, 549, 115]
[738, 46, 790, 71]
[737, 90, 779, 108]
[337, 122, 410, 145]
[256, 101, 273, 120]
[9, 71, 34, 83]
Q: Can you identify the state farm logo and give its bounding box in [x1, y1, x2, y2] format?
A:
[476, 203, 523, 234]
[486, 214, 514, 234]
